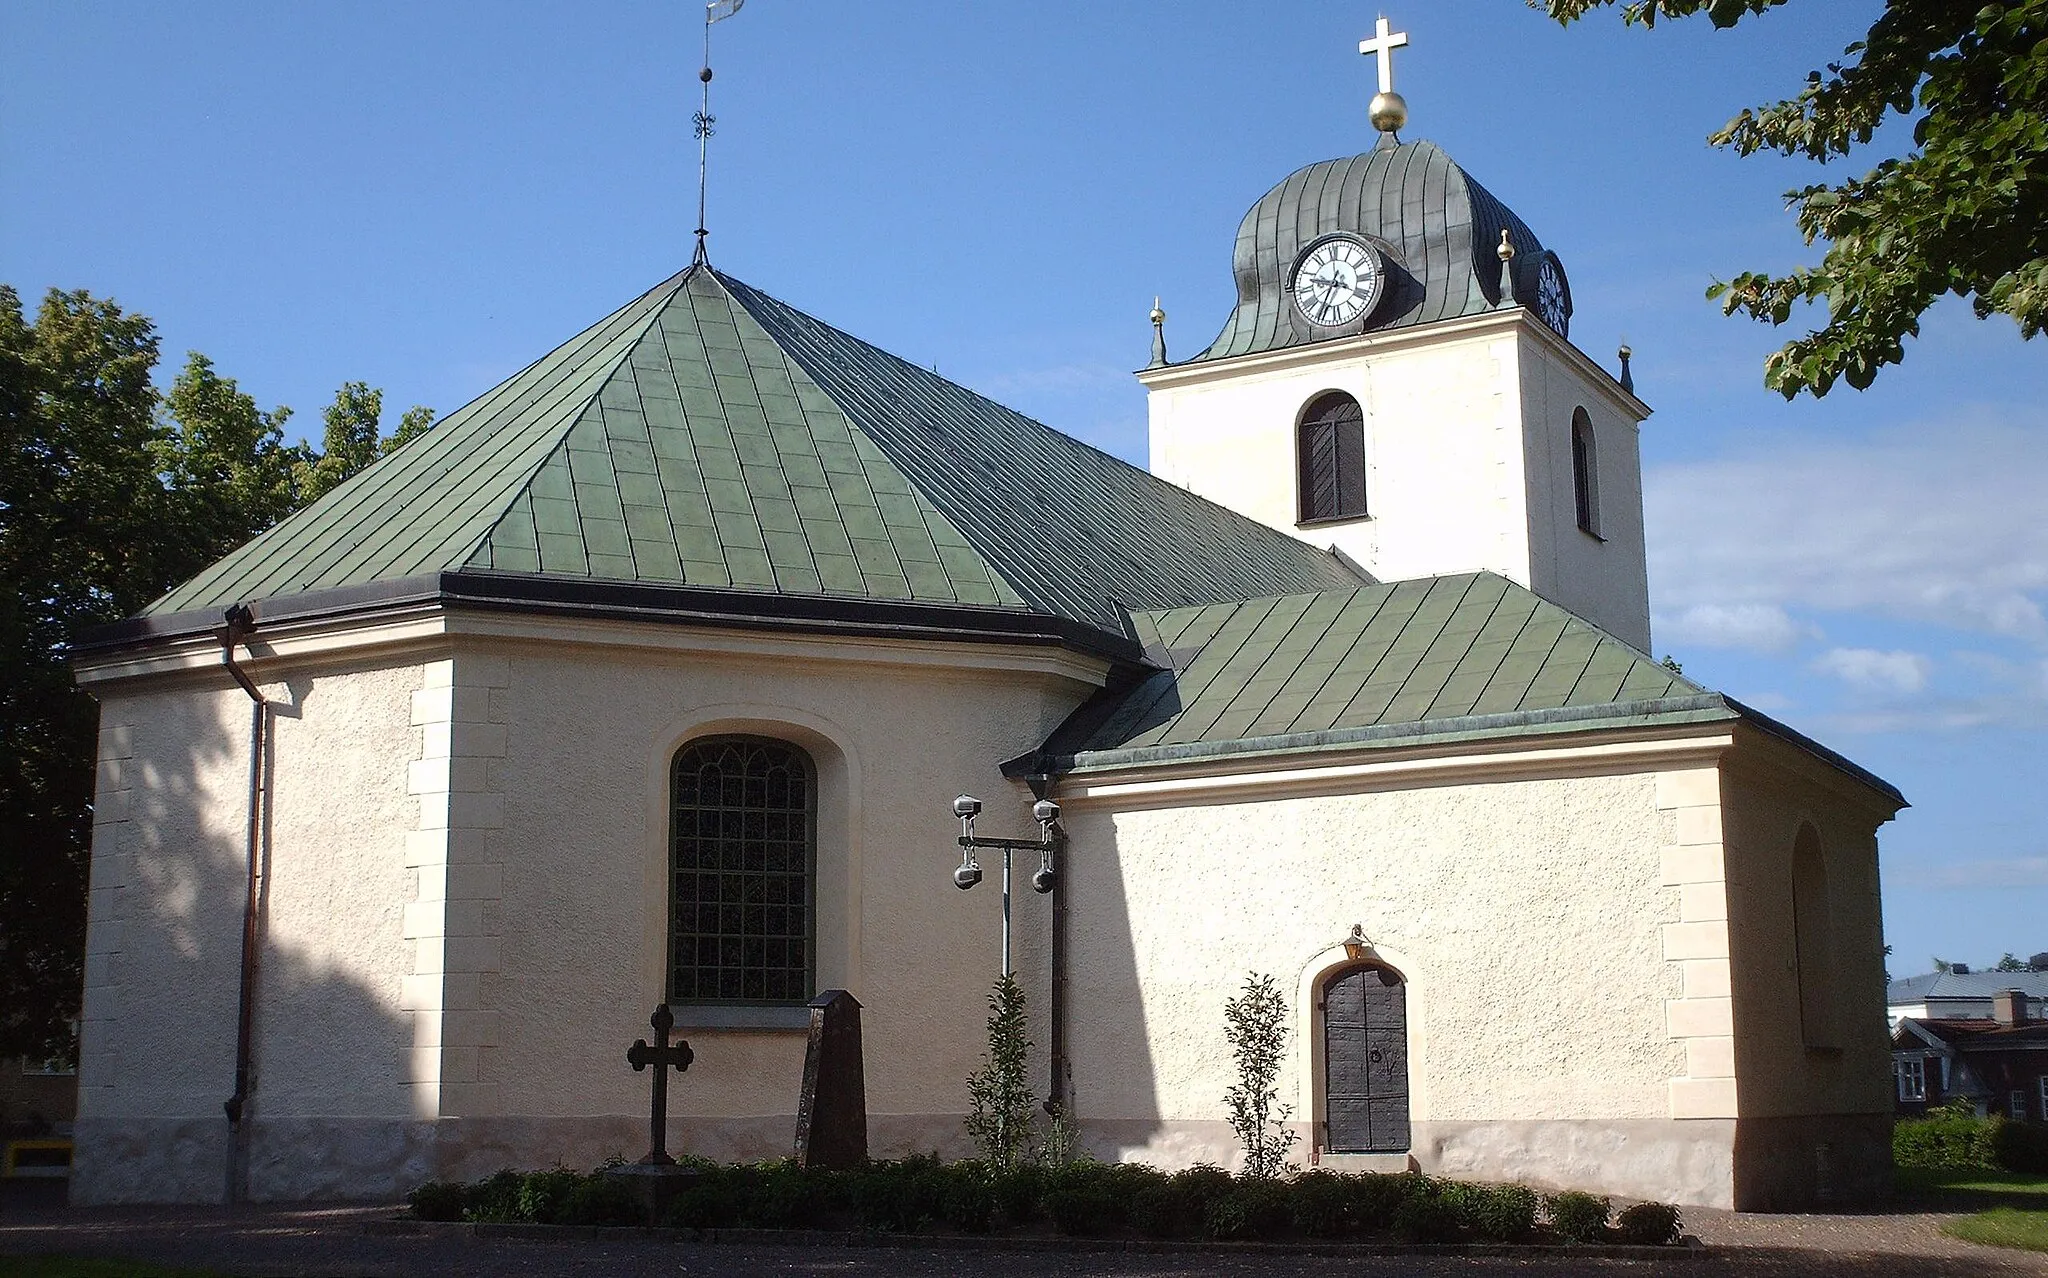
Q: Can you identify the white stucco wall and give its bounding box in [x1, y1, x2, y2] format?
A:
[73, 660, 424, 1204]
[1142, 313, 1650, 649]
[1518, 341, 1652, 651]
[449, 633, 1093, 1178]
[1055, 763, 1729, 1201]
[72, 611, 1893, 1211]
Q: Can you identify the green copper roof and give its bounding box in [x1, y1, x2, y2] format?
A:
[151, 266, 1359, 631]
[1028, 573, 1703, 768]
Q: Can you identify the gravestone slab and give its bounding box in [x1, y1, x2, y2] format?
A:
[793, 989, 867, 1169]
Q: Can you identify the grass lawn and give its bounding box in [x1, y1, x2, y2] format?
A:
[1943, 1208, 2048, 1253]
[0, 1258, 233, 1278]
[1895, 1167, 2048, 1254]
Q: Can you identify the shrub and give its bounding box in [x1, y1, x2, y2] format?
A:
[1222, 973, 1297, 1179]
[847, 1156, 946, 1233]
[990, 1163, 1044, 1226]
[664, 1167, 749, 1229]
[1455, 1182, 1538, 1242]
[1130, 1181, 1191, 1237]
[1347, 1172, 1426, 1235]
[1546, 1190, 1611, 1243]
[1205, 1178, 1291, 1240]
[1613, 1201, 1683, 1246]
[463, 1169, 525, 1223]
[1043, 1162, 1126, 1235]
[1288, 1169, 1353, 1238]
[1170, 1163, 1236, 1216]
[1390, 1188, 1463, 1243]
[515, 1167, 584, 1224]
[1894, 1112, 2003, 1171]
[927, 1162, 998, 1234]
[562, 1173, 645, 1227]
[1989, 1116, 2048, 1174]
[965, 974, 1036, 1173]
[741, 1160, 814, 1229]
[407, 1179, 468, 1222]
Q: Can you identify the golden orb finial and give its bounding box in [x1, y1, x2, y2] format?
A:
[1497, 229, 1517, 263]
[1368, 90, 1408, 135]
[1149, 296, 1165, 326]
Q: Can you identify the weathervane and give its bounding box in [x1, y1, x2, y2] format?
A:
[1359, 15, 1410, 137]
[694, 0, 747, 264]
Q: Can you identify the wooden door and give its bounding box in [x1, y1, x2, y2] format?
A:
[1323, 965, 1409, 1153]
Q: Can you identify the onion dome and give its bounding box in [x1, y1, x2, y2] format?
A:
[1192, 137, 1572, 364]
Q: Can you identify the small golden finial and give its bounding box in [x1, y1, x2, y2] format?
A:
[1148, 297, 1169, 368]
[1149, 296, 1165, 326]
[1496, 230, 1517, 309]
[1497, 229, 1516, 263]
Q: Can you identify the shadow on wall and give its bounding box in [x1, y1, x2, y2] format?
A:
[74, 668, 425, 1205]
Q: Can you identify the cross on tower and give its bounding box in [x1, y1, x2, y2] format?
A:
[626, 1003, 695, 1166]
[1359, 16, 1409, 95]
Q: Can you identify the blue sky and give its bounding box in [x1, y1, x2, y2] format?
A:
[5, 1, 2043, 973]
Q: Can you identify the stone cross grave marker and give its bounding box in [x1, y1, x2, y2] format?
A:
[627, 1003, 695, 1165]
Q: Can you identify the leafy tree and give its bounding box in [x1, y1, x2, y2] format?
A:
[1994, 952, 2032, 972]
[964, 972, 1036, 1172]
[1, 287, 168, 1063]
[1544, 0, 2048, 397]
[1222, 972, 1297, 1180]
[297, 383, 435, 503]
[1, 283, 431, 1061]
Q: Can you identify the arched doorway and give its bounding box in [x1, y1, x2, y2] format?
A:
[1323, 964, 1409, 1153]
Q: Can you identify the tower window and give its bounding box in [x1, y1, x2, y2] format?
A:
[1298, 391, 1367, 524]
[1571, 408, 1601, 537]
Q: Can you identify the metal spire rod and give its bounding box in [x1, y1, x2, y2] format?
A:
[694, 0, 744, 264]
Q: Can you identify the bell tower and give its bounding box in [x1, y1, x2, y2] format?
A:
[1139, 20, 1653, 652]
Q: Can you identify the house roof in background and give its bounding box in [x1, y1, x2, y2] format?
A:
[1889, 971, 2048, 1005]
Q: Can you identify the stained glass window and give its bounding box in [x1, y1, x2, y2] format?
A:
[669, 736, 815, 1004]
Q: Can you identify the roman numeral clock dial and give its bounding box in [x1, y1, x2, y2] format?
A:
[1291, 235, 1384, 330]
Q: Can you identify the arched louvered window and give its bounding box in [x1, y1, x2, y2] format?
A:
[1298, 391, 1368, 524]
[669, 736, 816, 1004]
[1571, 408, 1601, 536]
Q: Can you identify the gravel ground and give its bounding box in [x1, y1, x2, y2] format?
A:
[2, 1187, 2042, 1278]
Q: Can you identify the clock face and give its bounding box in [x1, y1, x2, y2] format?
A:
[1292, 236, 1383, 328]
[1536, 257, 1570, 337]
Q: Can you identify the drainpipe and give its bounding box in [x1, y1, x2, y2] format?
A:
[1025, 772, 1070, 1118]
[218, 603, 265, 1204]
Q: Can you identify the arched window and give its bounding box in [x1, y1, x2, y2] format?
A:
[1571, 408, 1601, 536]
[1298, 391, 1367, 524]
[1791, 823, 1838, 1049]
[669, 736, 816, 1004]
[1322, 963, 1409, 1153]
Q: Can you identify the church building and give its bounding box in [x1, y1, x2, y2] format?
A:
[70, 21, 1901, 1212]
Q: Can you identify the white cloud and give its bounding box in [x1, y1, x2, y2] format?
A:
[1890, 856, 2048, 890]
[1647, 418, 2048, 644]
[1811, 647, 1931, 694]
[1657, 602, 1816, 653]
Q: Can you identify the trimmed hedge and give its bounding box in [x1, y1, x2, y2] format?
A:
[405, 1158, 1686, 1247]
[1894, 1113, 2048, 1174]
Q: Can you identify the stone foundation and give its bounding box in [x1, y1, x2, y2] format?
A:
[73, 1110, 1885, 1211]
[1731, 1112, 1891, 1211]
